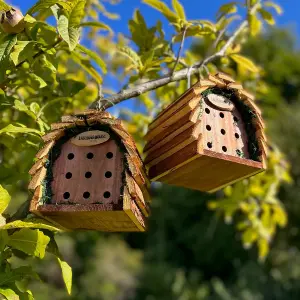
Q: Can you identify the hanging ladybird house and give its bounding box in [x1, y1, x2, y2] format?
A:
[143, 73, 267, 192]
[29, 110, 150, 232]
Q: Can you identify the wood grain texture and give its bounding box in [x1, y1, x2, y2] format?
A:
[201, 97, 250, 159]
[208, 74, 226, 87]
[29, 157, 47, 176]
[215, 72, 235, 83]
[145, 98, 200, 142]
[42, 129, 65, 143]
[160, 149, 264, 192]
[143, 107, 200, 154]
[145, 122, 201, 166]
[31, 204, 145, 231]
[148, 91, 196, 131]
[148, 139, 201, 180]
[125, 171, 149, 216]
[35, 141, 55, 159]
[28, 167, 47, 190]
[51, 139, 123, 205]
[227, 83, 243, 90]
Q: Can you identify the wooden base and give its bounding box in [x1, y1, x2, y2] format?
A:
[155, 149, 264, 192]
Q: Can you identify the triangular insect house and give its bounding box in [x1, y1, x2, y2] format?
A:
[29, 111, 150, 231]
[144, 73, 267, 192]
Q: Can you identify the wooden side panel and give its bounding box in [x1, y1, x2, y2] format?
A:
[161, 150, 264, 192]
[51, 139, 124, 205]
[148, 139, 201, 180]
[145, 98, 200, 141]
[145, 122, 201, 166]
[144, 107, 200, 154]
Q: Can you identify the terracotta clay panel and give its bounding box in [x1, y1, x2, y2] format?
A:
[51, 138, 123, 205]
[201, 96, 250, 159]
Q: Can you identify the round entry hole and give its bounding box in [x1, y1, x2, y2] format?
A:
[206, 125, 211, 131]
[103, 191, 111, 198]
[86, 152, 94, 159]
[222, 146, 227, 152]
[219, 112, 224, 118]
[221, 129, 226, 135]
[207, 142, 213, 149]
[65, 172, 72, 179]
[83, 192, 90, 199]
[67, 153, 74, 160]
[85, 172, 92, 178]
[105, 171, 112, 178]
[106, 152, 113, 159]
[205, 108, 210, 114]
[235, 133, 240, 139]
[63, 192, 70, 200]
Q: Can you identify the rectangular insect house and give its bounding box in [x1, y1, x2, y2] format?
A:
[29, 110, 150, 232]
[144, 73, 267, 192]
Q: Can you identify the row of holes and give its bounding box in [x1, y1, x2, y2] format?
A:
[67, 152, 114, 160]
[63, 191, 111, 200]
[205, 125, 240, 139]
[65, 171, 112, 179]
[205, 108, 239, 122]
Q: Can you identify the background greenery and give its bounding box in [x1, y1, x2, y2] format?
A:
[0, 0, 299, 299]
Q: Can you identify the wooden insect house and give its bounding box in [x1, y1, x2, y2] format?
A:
[29, 110, 150, 232]
[144, 73, 267, 192]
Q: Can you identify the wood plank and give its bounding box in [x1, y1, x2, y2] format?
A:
[29, 156, 48, 176]
[125, 171, 149, 216]
[215, 72, 235, 83]
[145, 122, 201, 165]
[238, 89, 255, 101]
[208, 74, 226, 87]
[123, 187, 146, 231]
[193, 79, 216, 88]
[28, 167, 47, 191]
[145, 97, 200, 142]
[227, 83, 243, 90]
[160, 150, 263, 192]
[144, 106, 200, 154]
[148, 89, 197, 131]
[148, 139, 201, 180]
[42, 130, 65, 143]
[35, 141, 55, 159]
[51, 122, 74, 131]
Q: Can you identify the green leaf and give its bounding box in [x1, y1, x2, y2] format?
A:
[0, 230, 8, 251]
[29, 73, 47, 88]
[0, 185, 10, 214]
[248, 13, 262, 37]
[171, 0, 185, 20]
[117, 46, 142, 68]
[0, 288, 19, 300]
[71, 51, 102, 84]
[0, 219, 61, 231]
[76, 44, 107, 73]
[217, 2, 238, 19]
[142, 0, 178, 23]
[27, 0, 71, 15]
[230, 54, 260, 72]
[264, 1, 283, 15]
[0, 34, 17, 82]
[48, 238, 72, 295]
[0, 124, 42, 136]
[7, 228, 50, 258]
[258, 8, 275, 25]
[13, 100, 36, 119]
[53, 0, 86, 51]
[79, 21, 112, 32]
[59, 79, 85, 97]
[0, 266, 39, 287]
[10, 41, 37, 66]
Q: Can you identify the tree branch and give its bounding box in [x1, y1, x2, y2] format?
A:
[171, 26, 188, 76]
[90, 2, 261, 110]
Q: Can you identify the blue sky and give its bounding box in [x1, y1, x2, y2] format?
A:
[8, 0, 300, 114]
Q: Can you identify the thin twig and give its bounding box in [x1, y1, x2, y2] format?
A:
[171, 26, 188, 77]
[88, 2, 261, 110]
